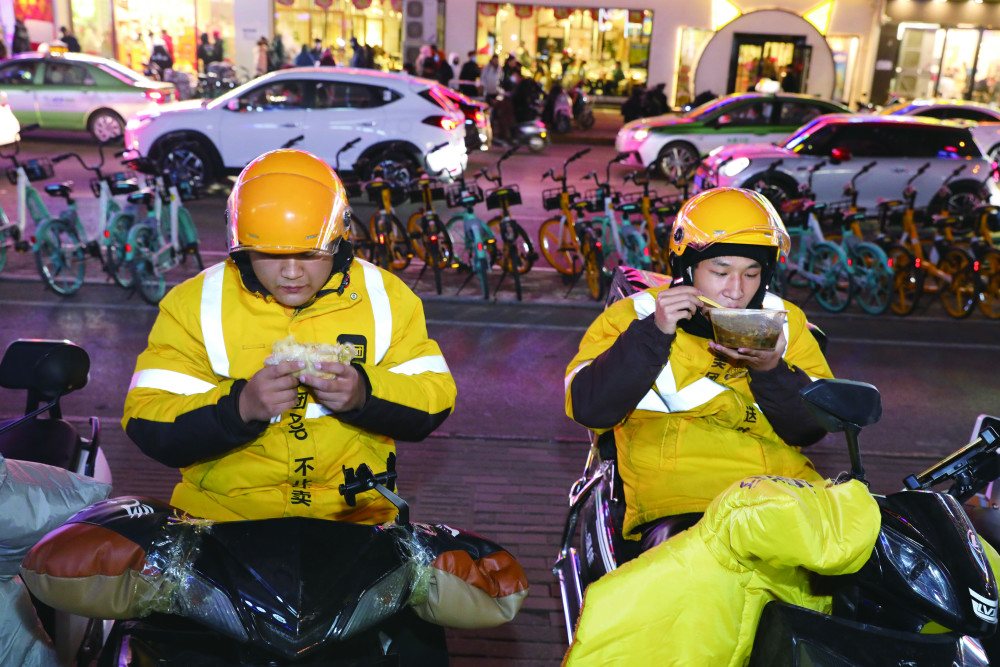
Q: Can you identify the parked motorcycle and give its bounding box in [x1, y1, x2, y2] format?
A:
[555, 361, 1000, 663]
[22, 456, 529, 666]
[510, 118, 548, 153]
[0, 338, 113, 666]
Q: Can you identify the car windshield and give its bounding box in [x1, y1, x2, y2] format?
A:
[92, 59, 146, 84]
[684, 96, 742, 121]
[779, 117, 828, 151]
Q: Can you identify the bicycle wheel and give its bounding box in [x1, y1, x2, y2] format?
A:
[886, 243, 922, 316]
[937, 247, 976, 319]
[850, 242, 892, 315]
[977, 247, 1000, 319]
[488, 217, 534, 274]
[620, 227, 651, 270]
[34, 218, 86, 296]
[129, 224, 166, 305]
[387, 214, 412, 270]
[538, 217, 582, 276]
[580, 230, 605, 301]
[369, 213, 392, 270]
[104, 211, 135, 288]
[370, 213, 411, 271]
[806, 242, 854, 313]
[472, 253, 490, 300]
[350, 217, 375, 262]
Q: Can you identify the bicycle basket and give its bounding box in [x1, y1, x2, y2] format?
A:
[366, 181, 407, 206]
[542, 185, 578, 211]
[620, 190, 658, 207]
[408, 182, 446, 205]
[7, 158, 55, 185]
[485, 184, 521, 210]
[446, 182, 483, 208]
[584, 188, 610, 213]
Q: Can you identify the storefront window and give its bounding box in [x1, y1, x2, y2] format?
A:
[937, 28, 977, 100]
[827, 35, 858, 104]
[972, 30, 1000, 104]
[273, 0, 403, 71]
[69, 0, 115, 58]
[676, 27, 712, 107]
[891, 25, 944, 100]
[474, 4, 652, 96]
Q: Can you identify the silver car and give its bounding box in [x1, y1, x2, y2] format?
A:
[694, 114, 1000, 212]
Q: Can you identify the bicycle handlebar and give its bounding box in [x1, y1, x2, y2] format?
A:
[335, 137, 362, 170]
[281, 134, 305, 149]
[567, 147, 591, 164]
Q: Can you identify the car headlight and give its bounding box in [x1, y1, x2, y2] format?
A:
[633, 127, 649, 142]
[720, 157, 751, 178]
[880, 526, 961, 617]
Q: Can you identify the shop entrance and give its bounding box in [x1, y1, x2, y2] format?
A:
[728, 33, 811, 94]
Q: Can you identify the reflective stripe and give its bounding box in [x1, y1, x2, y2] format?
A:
[129, 368, 216, 395]
[359, 260, 391, 365]
[200, 263, 230, 378]
[305, 403, 333, 419]
[565, 361, 591, 393]
[632, 291, 655, 319]
[389, 354, 450, 376]
[635, 362, 728, 414]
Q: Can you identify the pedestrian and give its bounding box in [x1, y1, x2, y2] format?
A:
[59, 26, 81, 52]
[564, 187, 833, 553]
[293, 43, 315, 67]
[437, 53, 455, 88]
[480, 54, 501, 103]
[11, 19, 29, 54]
[349, 37, 365, 68]
[122, 147, 456, 655]
[254, 37, 269, 77]
[458, 51, 481, 97]
[161, 29, 174, 60]
[147, 39, 173, 79]
[212, 31, 224, 63]
[645, 82, 668, 116]
[319, 48, 336, 67]
[620, 86, 644, 122]
[311, 37, 322, 62]
[269, 34, 285, 71]
[197, 32, 216, 73]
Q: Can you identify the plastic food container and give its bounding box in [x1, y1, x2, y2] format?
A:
[708, 308, 788, 350]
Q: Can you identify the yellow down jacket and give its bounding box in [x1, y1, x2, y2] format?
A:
[122, 258, 456, 522]
[565, 290, 833, 536]
[563, 476, 882, 666]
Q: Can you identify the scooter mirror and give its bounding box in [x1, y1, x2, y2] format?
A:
[799, 378, 882, 433]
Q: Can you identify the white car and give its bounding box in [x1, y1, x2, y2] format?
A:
[0, 52, 176, 142]
[123, 68, 468, 189]
[615, 92, 850, 180]
[694, 114, 1000, 212]
[879, 98, 1000, 162]
[0, 91, 21, 146]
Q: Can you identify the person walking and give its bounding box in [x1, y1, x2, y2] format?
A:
[59, 27, 81, 52]
[458, 51, 481, 97]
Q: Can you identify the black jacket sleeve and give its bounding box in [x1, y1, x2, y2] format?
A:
[125, 380, 268, 468]
[335, 365, 452, 442]
[569, 317, 674, 430]
[748, 363, 826, 446]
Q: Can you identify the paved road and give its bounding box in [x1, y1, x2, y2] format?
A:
[2, 126, 1000, 666]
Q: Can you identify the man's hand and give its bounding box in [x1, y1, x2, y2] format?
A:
[299, 362, 367, 413]
[709, 329, 787, 371]
[654, 285, 704, 335]
[239, 360, 304, 423]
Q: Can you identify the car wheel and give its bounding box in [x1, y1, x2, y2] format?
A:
[88, 110, 125, 143]
[656, 142, 699, 182]
[931, 185, 983, 217]
[372, 151, 418, 190]
[988, 143, 1000, 164]
[159, 140, 212, 190]
[741, 172, 797, 211]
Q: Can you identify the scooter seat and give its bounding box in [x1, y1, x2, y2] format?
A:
[0, 418, 79, 470]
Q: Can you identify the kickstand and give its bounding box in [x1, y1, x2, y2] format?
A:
[492, 268, 510, 302]
[456, 269, 476, 296]
[411, 261, 429, 291]
[562, 256, 584, 298]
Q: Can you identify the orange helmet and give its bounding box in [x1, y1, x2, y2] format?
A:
[227, 149, 349, 255]
[669, 187, 790, 268]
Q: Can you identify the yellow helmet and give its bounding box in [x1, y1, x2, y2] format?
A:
[227, 149, 349, 255]
[668, 187, 790, 272]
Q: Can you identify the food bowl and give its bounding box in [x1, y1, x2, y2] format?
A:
[708, 308, 787, 350]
